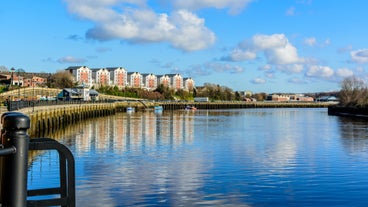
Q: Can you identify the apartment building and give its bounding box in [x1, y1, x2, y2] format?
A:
[66, 66, 93, 87]
[66, 66, 195, 91]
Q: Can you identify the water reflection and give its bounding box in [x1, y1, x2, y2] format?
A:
[46, 111, 195, 154]
[28, 109, 368, 206]
[338, 117, 368, 155]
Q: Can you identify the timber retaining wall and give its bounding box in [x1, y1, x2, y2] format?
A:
[18, 102, 149, 137]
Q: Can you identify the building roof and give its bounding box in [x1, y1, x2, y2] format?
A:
[66, 66, 87, 70]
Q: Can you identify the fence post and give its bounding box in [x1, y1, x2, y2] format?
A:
[0, 113, 30, 206]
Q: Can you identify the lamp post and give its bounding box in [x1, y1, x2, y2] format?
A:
[17, 70, 20, 100]
[10, 68, 15, 100]
[32, 74, 35, 100]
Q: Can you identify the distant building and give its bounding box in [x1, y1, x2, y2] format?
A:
[23, 76, 46, 87]
[64, 65, 194, 91]
[107, 67, 128, 88]
[267, 93, 314, 102]
[66, 66, 92, 87]
[316, 96, 338, 102]
[91, 68, 110, 87]
[290, 94, 314, 102]
[184, 78, 195, 91]
[128, 72, 143, 88]
[157, 75, 171, 88]
[142, 73, 158, 90]
[168, 74, 183, 90]
[267, 94, 290, 102]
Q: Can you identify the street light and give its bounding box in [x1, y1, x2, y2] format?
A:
[17, 70, 20, 101]
[32, 74, 35, 100]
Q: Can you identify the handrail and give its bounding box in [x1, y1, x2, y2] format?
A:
[27, 138, 75, 207]
[0, 113, 76, 207]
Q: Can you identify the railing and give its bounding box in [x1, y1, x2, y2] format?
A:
[0, 112, 75, 207]
[5, 99, 145, 111]
[6, 100, 115, 111]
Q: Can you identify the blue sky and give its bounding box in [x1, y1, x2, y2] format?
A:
[1, 0, 368, 93]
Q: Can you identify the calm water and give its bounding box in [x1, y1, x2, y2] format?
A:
[28, 108, 368, 207]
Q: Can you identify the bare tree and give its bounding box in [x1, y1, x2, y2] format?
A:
[0, 66, 8, 72]
[50, 70, 75, 88]
[339, 76, 368, 106]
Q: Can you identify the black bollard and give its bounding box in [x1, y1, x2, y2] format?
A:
[0, 112, 24, 204]
[0, 113, 30, 207]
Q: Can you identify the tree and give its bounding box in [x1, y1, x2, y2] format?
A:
[253, 93, 267, 101]
[339, 76, 368, 106]
[50, 70, 75, 88]
[0, 66, 8, 72]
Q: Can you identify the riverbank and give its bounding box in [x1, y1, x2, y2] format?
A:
[328, 105, 368, 119]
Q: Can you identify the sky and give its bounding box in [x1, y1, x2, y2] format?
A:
[1, 0, 368, 93]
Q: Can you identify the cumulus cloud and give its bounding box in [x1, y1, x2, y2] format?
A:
[57, 56, 87, 64]
[205, 62, 244, 73]
[336, 68, 354, 78]
[276, 64, 304, 73]
[305, 65, 334, 79]
[173, 0, 254, 15]
[251, 78, 266, 84]
[258, 64, 272, 71]
[304, 37, 330, 47]
[64, 0, 216, 52]
[223, 48, 257, 61]
[224, 34, 304, 67]
[350, 49, 368, 64]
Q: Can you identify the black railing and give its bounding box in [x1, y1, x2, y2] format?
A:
[5, 99, 147, 111]
[6, 100, 117, 111]
[27, 138, 75, 207]
[0, 112, 75, 207]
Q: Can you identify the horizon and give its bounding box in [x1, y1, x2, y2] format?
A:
[1, 1, 367, 93]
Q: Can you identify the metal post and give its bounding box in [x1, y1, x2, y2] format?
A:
[1, 113, 30, 207]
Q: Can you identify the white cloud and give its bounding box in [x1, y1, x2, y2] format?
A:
[251, 78, 266, 84]
[305, 65, 334, 78]
[259, 64, 272, 71]
[304, 37, 330, 47]
[229, 49, 257, 61]
[57, 56, 87, 64]
[205, 62, 244, 73]
[253, 34, 303, 65]
[173, 0, 254, 15]
[64, 0, 216, 52]
[276, 64, 304, 73]
[304, 37, 316, 46]
[350, 49, 368, 64]
[336, 68, 354, 78]
[225, 34, 304, 66]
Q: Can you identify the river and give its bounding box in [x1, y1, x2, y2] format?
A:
[27, 108, 368, 206]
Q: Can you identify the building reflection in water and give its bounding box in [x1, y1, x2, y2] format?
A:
[47, 111, 195, 154]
